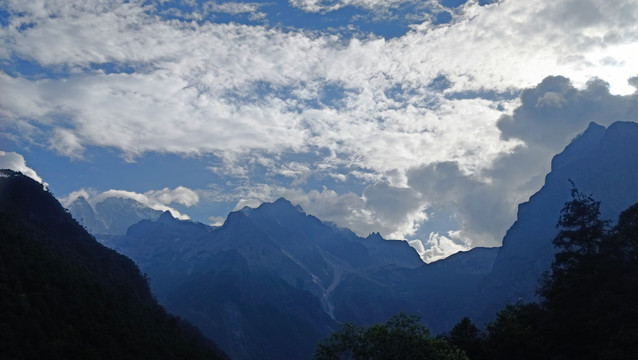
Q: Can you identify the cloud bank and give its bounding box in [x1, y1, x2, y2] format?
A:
[0, 151, 46, 186]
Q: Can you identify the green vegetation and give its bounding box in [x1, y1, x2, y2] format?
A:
[0, 170, 226, 359]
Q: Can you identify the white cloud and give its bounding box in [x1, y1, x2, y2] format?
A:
[87, 187, 198, 220]
[208, 215, 226, 226]
[361, 182, 427, 238]
[146, 186, 200, 207]
[204, 1, 266, 19]
[0, 151, 47, 186]
[0, 2, 636, 173]
[59, 188, 92, 208]
[49, 128, 85, 159]
[284, 187, 377, 235]
[288, 0, 433, 13]
[2, 0, 636, 170]
[268, 161, 313, 185]
[418, 231, 470, 263]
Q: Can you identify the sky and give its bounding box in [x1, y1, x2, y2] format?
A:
[1, 0, 637, 262]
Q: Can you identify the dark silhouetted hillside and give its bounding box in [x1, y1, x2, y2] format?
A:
[0, 169, 227, 359]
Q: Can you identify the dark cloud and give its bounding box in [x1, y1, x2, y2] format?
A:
[497, 76, 638, 150]
[363, 181, 423, 224]
[407, 161, 476, 208]
[335, 181, 428, 239]
[407, 160, 518, 246]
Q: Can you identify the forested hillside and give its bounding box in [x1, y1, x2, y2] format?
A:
[0, 169, 227, 359]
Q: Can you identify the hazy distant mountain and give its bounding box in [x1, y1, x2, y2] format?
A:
[329, 245, 499, 333]
[68, 195, 163, 235]
[0, 169, 227, 359]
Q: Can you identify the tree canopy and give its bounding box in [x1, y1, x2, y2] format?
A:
[313, 313, 468, 360]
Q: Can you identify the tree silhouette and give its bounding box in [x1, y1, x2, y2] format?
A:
[484, 302, 545, 360]
[551, 185, 610, 272]
[445, 317, 486, 360]
[537, 187, 638, 359]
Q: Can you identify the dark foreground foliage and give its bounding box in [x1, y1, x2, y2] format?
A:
[535, 188, 638, 359]
[313, 312, 468, 360]
[0, 170, 227, 359]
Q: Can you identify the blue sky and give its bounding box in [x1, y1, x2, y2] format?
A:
[1, 0, 637, 261]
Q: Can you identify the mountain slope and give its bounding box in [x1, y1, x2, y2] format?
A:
[0, 170, 227, 359]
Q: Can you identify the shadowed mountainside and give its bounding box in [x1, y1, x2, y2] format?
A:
[0, 170, 227, 359]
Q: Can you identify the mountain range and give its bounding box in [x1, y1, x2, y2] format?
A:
[96, 197, 424, 359]
[65, 120, 638, 359]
